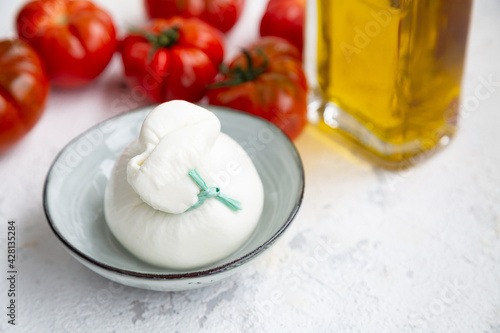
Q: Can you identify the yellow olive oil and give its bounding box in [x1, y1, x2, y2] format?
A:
[309, 0, 472, 165]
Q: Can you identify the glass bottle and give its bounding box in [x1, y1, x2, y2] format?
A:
[305, 0, 473, 167]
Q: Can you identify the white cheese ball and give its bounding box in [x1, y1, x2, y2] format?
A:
[104, 101, 264, 269]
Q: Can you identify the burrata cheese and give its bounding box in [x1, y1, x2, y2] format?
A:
[104, 101, 264, 269]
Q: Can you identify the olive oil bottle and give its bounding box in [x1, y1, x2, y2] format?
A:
[305, 0, 472, 166]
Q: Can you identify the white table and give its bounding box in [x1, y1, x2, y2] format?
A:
[1, 1, 499, 332]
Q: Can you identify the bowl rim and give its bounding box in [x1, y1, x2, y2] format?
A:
[43, 104, 305, 280]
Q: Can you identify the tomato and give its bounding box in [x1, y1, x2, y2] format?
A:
[121, 17, 224, 103]
[16, 0, 117, 88]
[145, 0, 244, 33]
[0, 40, 49, 153]
[260, 0, 305, 53]
[207, 37, 307, 140]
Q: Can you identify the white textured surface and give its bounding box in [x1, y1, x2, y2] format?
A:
[1, 0, 500, 332]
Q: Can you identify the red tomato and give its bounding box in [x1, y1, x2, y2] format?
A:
[145, 0, 244, 33]
[16, 0, 117, 88]
[207, 37, 307, 140]
[260, 0, 305, 53]
[0, 40, 49, 153]
[121, 17, 224, 103]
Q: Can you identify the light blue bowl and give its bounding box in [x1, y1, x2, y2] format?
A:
[43, 105, 304, 291]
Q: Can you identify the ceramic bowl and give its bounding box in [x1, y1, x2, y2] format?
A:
[43, 105, 304, 291]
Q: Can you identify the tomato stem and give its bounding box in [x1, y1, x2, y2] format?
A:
[208, 48, 269, 88]
[144, 26, 180, 48]
[130, 26, 181, 62]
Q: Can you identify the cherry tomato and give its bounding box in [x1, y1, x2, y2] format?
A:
[260, 0, 305, 53]
[145, 0, 244, 33]
[0, 40, 49, 153]
[16, 0, 117, 88]
[121, 17, 225, 103]
[207, 37, 307, 140]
